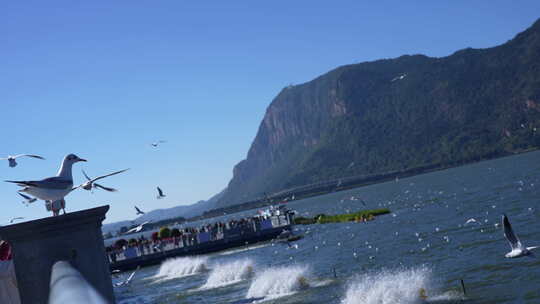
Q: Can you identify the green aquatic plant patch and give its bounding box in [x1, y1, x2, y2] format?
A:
[293, 208, 390, 225]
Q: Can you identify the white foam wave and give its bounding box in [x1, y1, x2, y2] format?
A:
[246, 265, 309, 300]
[153, 256, 208, 281]
[342, 267, 437, 304]
[201, 258, 255, 290]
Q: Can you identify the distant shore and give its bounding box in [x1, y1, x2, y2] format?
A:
[110, 148, 538, 234]
[185, 147, 538, 223]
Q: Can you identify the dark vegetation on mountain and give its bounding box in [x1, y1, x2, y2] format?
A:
[216, 19, 540, 207]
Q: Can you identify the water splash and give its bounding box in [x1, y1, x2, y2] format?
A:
[246, 265, 309, 300]
[153, 257, 208, 280]
[341, 267, 448, 304]
[201, 259, 255, 290]
[218, 244, 270, 256]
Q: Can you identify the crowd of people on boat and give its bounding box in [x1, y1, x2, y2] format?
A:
[106, 207, 293, 263]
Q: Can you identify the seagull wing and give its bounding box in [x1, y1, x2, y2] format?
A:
[157, 187, 164, 196]
[124, 266, 140, 285]
[91, 168, 129, 183]
[13, 154, 45, 160]
[18, 192, 33, 200]
[125, 227, 138, 234]
[94, 183, 117, 192]
[5, 177, 72, 189]
[135, 206, 145, 214]
[82, 169, 92, 181]
[10, 217, 24, 223]
[502, 214, 523, 250]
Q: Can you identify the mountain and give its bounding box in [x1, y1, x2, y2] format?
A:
[217, 19, 540, 207]
[102, 189, 226, 234]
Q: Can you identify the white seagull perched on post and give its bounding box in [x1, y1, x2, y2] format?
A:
[75, 168, 129, 192]
[156, 186, 165, 199]
[502, 214, 539, 258]
[5, 154, 86, 202]
[0, 154, 45, 168]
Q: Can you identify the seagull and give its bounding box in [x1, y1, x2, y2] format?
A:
[9, 217, 24, 224]
[114, 266, 140, 287]
[156, 186, 165, 199]
[125, 221, 151, 234]
[135, 206, 145, 215]
[111, 269, 121, 279]
[0, 154, 45, 168]
[18, 192, 37, 206]
[75, 168, 129, 192]
[465, 218, 478, 225]
[502, 214, 539, 258]
[391, 73, 407, 82]
[150, 140, 166, 147]
[5, 154, 86, 202]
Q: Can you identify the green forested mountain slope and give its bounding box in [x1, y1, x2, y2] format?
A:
[217, 19, 540, 207]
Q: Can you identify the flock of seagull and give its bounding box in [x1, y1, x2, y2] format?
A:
[2, 141, 168, 224]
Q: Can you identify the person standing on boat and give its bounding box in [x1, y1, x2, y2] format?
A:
[0, 241, 21, 304]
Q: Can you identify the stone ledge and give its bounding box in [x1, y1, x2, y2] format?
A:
[0, 206, 109, 241]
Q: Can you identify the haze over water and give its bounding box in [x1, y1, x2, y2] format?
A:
[114, 151, 540, 304]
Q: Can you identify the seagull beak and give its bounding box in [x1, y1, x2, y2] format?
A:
[78, 158, 87, 162]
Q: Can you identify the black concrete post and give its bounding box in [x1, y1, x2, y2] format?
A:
[0, 206, 115, 304]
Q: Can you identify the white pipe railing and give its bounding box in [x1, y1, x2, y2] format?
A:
[48, 261, 109, 304]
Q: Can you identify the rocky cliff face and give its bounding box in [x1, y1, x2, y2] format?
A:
[217, 19, 540, 207]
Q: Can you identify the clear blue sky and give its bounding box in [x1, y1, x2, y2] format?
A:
[1, 1, 539, 224]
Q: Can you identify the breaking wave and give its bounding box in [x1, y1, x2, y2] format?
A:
[341, 267, 445, 304]
[246, 265, 309, 300]
[201, 258, 255, 290]
[153, 256, 208, 280]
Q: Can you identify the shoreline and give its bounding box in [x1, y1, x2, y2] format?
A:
[188, 147, 538, 222]
[105, 147, 538, 232]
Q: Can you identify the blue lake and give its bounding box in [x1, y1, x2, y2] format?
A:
[114, 151, 540, 304]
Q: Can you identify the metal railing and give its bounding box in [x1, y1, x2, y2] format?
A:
[48, 261, 109, 304]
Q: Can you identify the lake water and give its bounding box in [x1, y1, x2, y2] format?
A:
[114, 151, 540, 304]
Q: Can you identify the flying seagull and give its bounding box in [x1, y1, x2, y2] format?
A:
[75, 168, 129, 192]
[465, 218, 478, 225]
[125, 221, 151, 234]
[18, 192, 37, 206]
[135, 206, 145, 215]
[156, 187, 165, 199]
[111, 269, 121, 279]
[502, 214, 539, 258]
[150, 140, 166, 147]
[5, 154, 86, 202]
[0, 154, 45, 168]
[391, 73, 407, 82]
[9, 217, 24, 224]
[114, 266, 140, 287]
